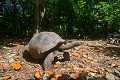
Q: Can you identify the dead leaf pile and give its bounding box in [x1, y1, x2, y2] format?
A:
[0, 39, 120, 80]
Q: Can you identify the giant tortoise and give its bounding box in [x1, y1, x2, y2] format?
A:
[25, 32, 82, 70]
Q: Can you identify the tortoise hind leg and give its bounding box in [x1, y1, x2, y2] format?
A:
[43, 52, 54, 70]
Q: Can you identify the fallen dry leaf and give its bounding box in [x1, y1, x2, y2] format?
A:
[66, 67, 73, 71]
[83, 54, 87, 58]
[51, 77, 57, 80]
[13, 56, 20, 61]
[86, 68, 98, 73]
[85, 59, 91, 63]
[87, 57, 94, 61]
[98, 47, 104, 51]
[72, 52, 82, 57]
[2, 63, 10, 68]
[2, 75, 12, 80]
[11, 63, 22, 70]
[54, 74, 62, 78]
[34, 71, 41, 78]
[45, 70, 54, 76]
[53, 64, 61, 68]
[70, 73, 79, 79]
[86, 47, 92, 52]
[0, 66, 3, 69]
[111, 63, 120, 67]
[24, 65, 30, 69]
[74, 67, 85, 71]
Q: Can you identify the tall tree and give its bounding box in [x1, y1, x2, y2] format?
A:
[34, 0, 45, 33]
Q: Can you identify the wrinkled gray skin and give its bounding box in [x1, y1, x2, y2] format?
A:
[25, 32, 82, 70]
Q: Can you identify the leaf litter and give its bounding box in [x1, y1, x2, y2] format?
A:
[0, 38, 120, 80]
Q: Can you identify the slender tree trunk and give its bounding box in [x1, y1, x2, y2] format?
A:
[34, 0, 40, 33]
[34, 0, 45, 34]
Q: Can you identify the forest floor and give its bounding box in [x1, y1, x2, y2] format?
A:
[0, 38, 120, 80]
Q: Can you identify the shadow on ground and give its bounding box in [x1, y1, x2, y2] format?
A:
[105, 46, 120, 57]
[0, 37, 29, 49]
[90, 45, 120, 57]
[22, 50, 44, 65]
[22, 50, 70, 69]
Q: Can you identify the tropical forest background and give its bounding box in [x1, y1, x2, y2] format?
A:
[1, 0, 120, 39]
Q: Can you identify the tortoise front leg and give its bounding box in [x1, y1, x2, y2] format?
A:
[54, 50, 70, 61]
[63, 51, 70, 61]
[53, 50, 64, 57]
[43, 52, 54, 70]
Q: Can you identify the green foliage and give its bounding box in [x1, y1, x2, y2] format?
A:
[1, 0, 120, 39]
[0, 0, 35, 37]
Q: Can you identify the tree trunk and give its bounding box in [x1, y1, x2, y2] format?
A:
[34, 0, 45, 34]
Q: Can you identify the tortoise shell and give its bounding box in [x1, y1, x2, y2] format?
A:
[25, 32, 65, 58]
